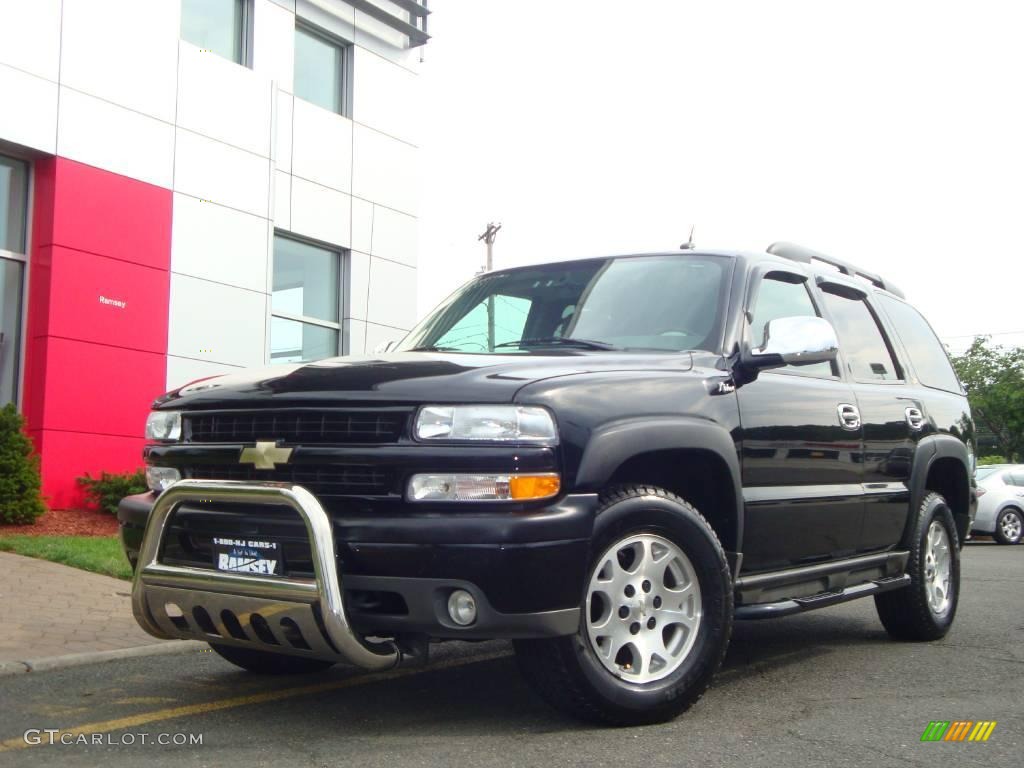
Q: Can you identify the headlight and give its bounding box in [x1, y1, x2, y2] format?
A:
[145, 411, 182, 441]
[415, 405, 557, 443]
[146, 466, 181, 493]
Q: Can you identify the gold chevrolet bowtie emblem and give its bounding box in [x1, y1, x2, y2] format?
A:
[239, 441, 293, 470]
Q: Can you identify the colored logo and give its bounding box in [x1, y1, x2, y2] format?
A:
[920, 721, 996, 742]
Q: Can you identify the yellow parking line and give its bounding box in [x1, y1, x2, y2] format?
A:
[0, 649, 512, 752]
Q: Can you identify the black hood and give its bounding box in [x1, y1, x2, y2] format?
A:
[155, 351, 701, 410]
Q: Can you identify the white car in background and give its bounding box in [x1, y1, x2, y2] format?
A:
[973, 465, 1024, 545]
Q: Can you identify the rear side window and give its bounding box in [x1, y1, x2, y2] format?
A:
[1009, 471, 1024, 487]
[820, 290, 900, 381]
[876, 295, 961, 393]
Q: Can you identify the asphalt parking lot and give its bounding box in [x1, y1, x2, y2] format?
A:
[0, 542, 1020, 768]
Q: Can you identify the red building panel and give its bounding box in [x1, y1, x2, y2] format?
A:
[38, 158, 172, 270]
[24, 158, 172, 508]
[33, 336, 165, 437]
[43, 246, 169, 354]
[31, 429, 147, 510]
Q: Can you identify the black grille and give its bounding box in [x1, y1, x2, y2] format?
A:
[185, 410, 407, 445]
[183, 464, 393, 497]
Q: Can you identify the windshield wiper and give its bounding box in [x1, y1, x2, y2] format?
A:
[494, 337, 618, 351]
[408, 345, 465, 352]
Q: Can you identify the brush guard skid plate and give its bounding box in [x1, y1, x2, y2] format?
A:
[130, 479, 399, 670]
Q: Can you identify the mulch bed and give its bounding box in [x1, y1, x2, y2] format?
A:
[0, 508, 119, 537]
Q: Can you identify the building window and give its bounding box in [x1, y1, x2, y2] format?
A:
[270, 235, 342, 363]
[0, 154, 28, 406]
[180, 0, 248, 65]
[294, 23, 349, 115]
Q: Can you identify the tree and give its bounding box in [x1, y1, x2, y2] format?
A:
[951, 338, 1024, 461]
[0, 403, 46, 524]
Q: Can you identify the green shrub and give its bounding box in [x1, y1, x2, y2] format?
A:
[977, 455, 1008, 466]
[0, 403, 46, 524]
[78, 469, 147, 515]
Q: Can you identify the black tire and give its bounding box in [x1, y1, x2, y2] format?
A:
[514, 485, 733, 726]
[993, 507, 1023, 545]
[875, 492, 960, 641]
[208, 643, 336, 675]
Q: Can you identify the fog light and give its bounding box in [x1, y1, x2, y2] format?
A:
[447, 589, 477, 626]
[146, 466, 181, 493]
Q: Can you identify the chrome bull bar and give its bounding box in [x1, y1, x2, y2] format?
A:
[131, 479, 399, 671]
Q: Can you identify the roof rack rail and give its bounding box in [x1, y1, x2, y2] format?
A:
[766, 242, 905, 299]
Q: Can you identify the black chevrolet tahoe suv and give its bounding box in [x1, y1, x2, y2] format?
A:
[119, 242, 976, 725]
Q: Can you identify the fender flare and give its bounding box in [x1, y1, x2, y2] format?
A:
[574, 417, 744, 552]
[904, 434, 971, 547]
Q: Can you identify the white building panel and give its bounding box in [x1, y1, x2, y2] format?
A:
[289, 176, 352, 248]
[352, 124, 418, 216]
[166, 356, 243, 393]
[168, 273, 268, 368]
[353, 10, 417, 68]
[351, 197, 373, 254]
[366, 256, 416, 330]
[370, 205, 417, 267]
[57, 87, 174, 188]
[177, 43, 273, 158]
[59, 0, 179, 123]
[364, 320, 406, 354]
[171, 193, 270, 294]
[0, 0, 61, 81]
[253, 0, 295, 89]
[273, 170, 292, 230]
[346, 250, 370, 320]
[344, 318, 367, 355]
[0, 64, 58, 154]
[275, 92, 293, 172]
[174, 129, 271, 218]
[353, 46, 419, 146]
[291, 98, 353, 192]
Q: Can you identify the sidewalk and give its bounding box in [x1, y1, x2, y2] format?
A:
[0, 552, 198, 673]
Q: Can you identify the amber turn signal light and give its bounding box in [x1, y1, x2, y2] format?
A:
[509, 473, 561, 500]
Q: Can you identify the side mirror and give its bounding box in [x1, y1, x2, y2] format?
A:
[373, 340, 397, 354]
[747, 316, 839, 369]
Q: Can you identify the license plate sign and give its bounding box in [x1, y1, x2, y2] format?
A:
[212, 537, 283, 575]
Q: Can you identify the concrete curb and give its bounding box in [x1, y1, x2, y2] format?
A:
[0, 640, 206, 677]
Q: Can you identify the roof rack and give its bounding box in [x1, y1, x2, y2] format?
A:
[766, 242, 905, 299]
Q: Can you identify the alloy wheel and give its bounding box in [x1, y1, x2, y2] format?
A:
[1000, 510, 1022, 543]
[922, 520, 952, 616]
[585, 533, 702, 684]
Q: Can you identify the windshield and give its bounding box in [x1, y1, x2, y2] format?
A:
[397, 255, 730, 354]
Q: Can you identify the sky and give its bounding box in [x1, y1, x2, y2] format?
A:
[413, 0, 1024, 355]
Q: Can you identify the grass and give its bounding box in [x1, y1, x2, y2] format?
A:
[0, 535, 132, 580]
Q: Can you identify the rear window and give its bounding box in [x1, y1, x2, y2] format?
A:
[876, 295, 961, 393]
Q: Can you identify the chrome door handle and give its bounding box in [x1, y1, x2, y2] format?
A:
[905, 407, 925, 431]
[837, 403, 861, 431]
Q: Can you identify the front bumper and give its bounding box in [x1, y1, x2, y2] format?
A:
[120, 482, 596, 661]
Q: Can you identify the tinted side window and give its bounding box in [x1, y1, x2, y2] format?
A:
[876, 294, 961, 393]
[750, 274, 833, 377]
[821, 290, 899, 381]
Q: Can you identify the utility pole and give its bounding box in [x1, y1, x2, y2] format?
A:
[478, 222, 502, 350]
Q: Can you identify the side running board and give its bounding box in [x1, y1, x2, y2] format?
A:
[734, 575, 911, 620]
